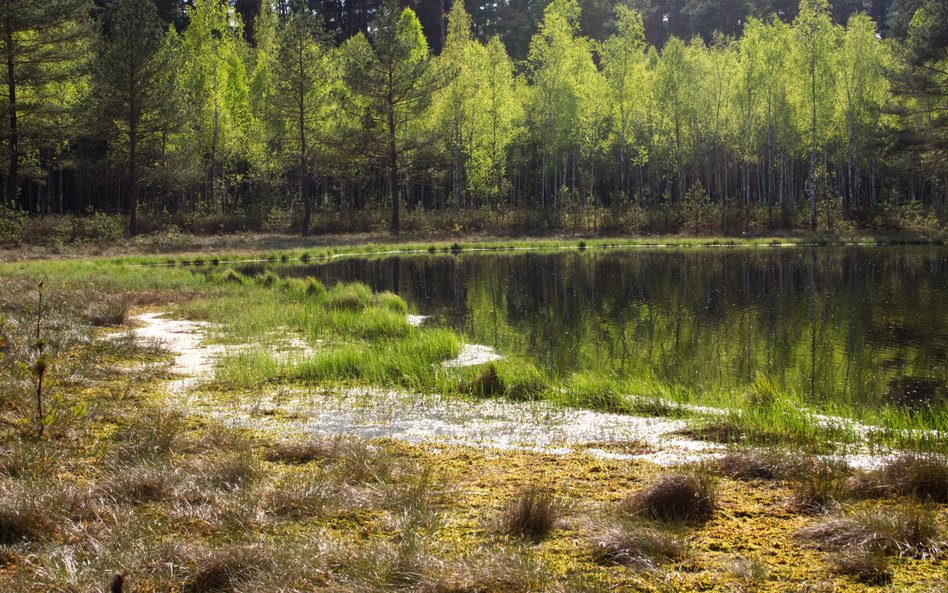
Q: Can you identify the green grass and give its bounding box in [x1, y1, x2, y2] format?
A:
[1, 247, 945, 455]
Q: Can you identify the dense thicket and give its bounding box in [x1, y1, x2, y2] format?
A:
[0, 0, 945, 236]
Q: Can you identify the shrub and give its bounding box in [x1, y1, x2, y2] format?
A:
[500, 484, 563, 542]
[0, 206, 27, 245]
[626, 473, 716, 524]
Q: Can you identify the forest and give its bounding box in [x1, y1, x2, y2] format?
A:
[0, 0, 945, 237]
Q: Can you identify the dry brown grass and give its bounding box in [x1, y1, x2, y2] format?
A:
[786, 459, 850, 514]
[713, 450, 807, 481]
[856, 454, 948, 503]
[586, 519, 685, 568]
[0, 478, 88, 544]
[626, 473, 716, 524]
[181, 544, 264, 593]
[829, 548, 892, 585]
[263, 438, 337, 465]
[500, 484, 564, 542]
[796, 504, 945, 559]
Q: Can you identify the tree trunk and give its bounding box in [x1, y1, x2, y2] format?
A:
[388, 99, 399, 235]
[5, 28, 17, 208]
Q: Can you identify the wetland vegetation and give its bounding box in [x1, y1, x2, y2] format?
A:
[0, 241, 945, 592]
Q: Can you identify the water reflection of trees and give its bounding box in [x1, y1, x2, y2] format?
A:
[272, 247, 946, 409]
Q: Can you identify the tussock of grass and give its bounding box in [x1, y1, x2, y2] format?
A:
[430, 548, 552, 593]
[0, 442, 57, 478]
[626, 473, 716, 524]
[194, 453, 259, 490]
[97, 460, 179, 504]
[328, 282, 373, 310]
[374, 290, 408, 314]
[725, 555, 770, 583]
[863, 454, 948, 503]
[829, 549, 892, 585]
[500, 484, 564, 542]
[84, 295, 129, 326]
[587, 519, 685, 567]
[713, 450, 807, 481]
[787, 459, 850, 514]
[110, 410, 184, 461]
[796, 504, 945, 559]
[181, 544, 263, 593]
[218, 269, 245, 284]
[0, 479, 87, 544]
[265, 473, 333, 519]
[458, 360, 548, 401]
[264, 439, 336, 465]
[560, 372, 629, 412]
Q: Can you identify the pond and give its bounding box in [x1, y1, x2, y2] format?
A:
[234, 245, 947, 414]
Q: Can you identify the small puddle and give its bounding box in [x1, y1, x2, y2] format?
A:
[123, 313, 911, 468]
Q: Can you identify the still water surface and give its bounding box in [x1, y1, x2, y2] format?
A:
[240, 246, 947, 412]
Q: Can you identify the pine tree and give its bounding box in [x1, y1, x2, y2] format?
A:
[271, 2, 335, 236]
[341, 0, 450, 235]
[94, 0, 181, 235]
[0, 0, 90, 207]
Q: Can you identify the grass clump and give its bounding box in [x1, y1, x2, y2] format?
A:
[181, 545, 263, 593]
[626, 472, 716, 524]
[110, 410, 184, 462]
[467, 360, 551, 401]
[218, 269, 245, 285]
[787, 459, 850, 514]
[713, 450, 806, 481]
[500, 484, 564, 542]
[862, 454, 948, 502]
[265, 473, 333, 519]
[829, 549, 892, 585]
[328, 282, 373, 310]
[264, 439, 336, 465]
[195, 453, 260, 490]
[84, 295, 129, 326]
[587, 519, 685, 568]
[796, 504, 945, 559]
[561, 372, 628, 412]
[374, 290, 408, 314]
[97, 460, 179, 504]
[0, 479, 85, 544]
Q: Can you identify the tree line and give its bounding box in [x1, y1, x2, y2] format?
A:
[1, 0, 945, 236]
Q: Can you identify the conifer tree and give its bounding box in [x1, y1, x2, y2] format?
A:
[271, 2, 335, 236]
[94, 0, 181, 235]
[0, 0, 89, 207]
[341, 0, 450, 234]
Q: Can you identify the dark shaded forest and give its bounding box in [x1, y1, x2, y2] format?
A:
[0, 0, 945, 237]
